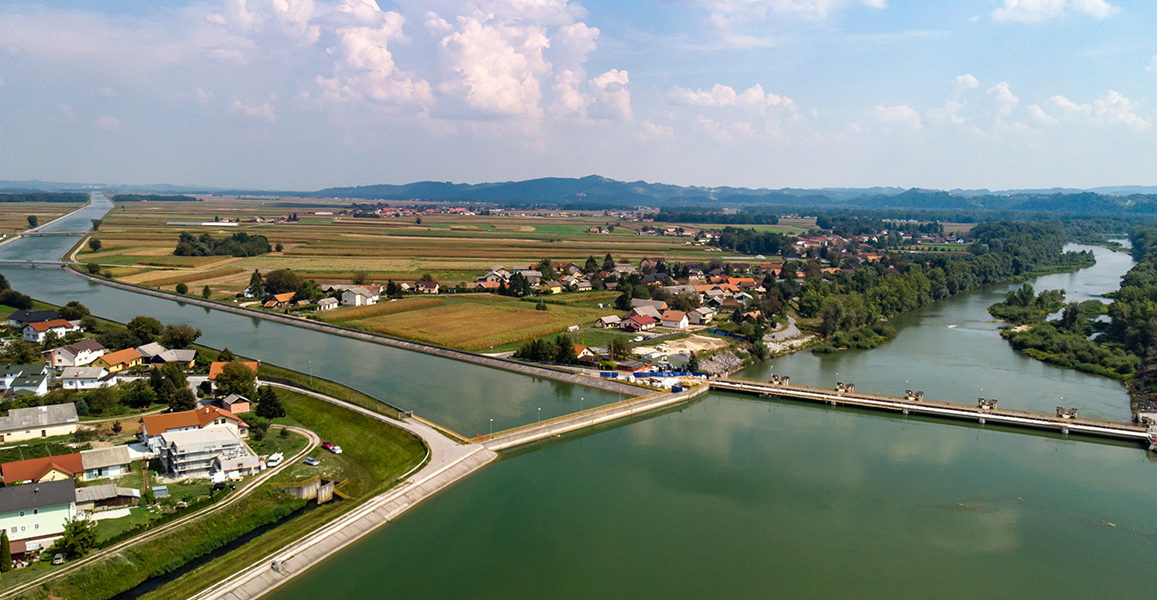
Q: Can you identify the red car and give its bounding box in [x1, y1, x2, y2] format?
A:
[322, 441, 343, 454]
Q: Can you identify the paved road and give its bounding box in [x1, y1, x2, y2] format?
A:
[0, 425, 319, 600]
[764, 316, 800, 342]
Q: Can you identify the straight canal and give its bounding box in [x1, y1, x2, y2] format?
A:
[3, 198, 1153, 599]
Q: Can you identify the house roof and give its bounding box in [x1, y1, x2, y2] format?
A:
[26, 319, 75, 332]
[154, 349, 196, 363]
[271, 292, 296, 303]
[628, 315, 659, 325]
[318, 297, 338, 305]
[344, 286, 374, 297]
[597, 315, 621, 323]
[630, 299, 668, 310]
[1, 453, 83, 484]
[75, 483, 140, 503]
[135, 342, 168, 358]
[158, 426, 241, 450]
[208, 361, 259, 380]
[61, 366, 108, 379]
[627, 306, 663, 319]
[662, 310, 687, 321]
[8, 309, 59, 324]
[80, 446, 133, 471]
[99, 348, 142, 366]
[0, 403, 79, 432]
[0, 479, 76, 512]
[61, 339, 106, 354]
[475, 281, 501, 289]
[221, 393, 249, 407]
[417, 281, 439, 288]
[142, 405, 246, 437]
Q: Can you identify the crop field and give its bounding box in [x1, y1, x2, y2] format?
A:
[315, 297, 443, 322]
[87, 197, 803, 303]
[324, 295, 609, 350]
[0, 201, 85, 233]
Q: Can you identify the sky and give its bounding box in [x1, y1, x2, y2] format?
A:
[0, 0, 1155, 191]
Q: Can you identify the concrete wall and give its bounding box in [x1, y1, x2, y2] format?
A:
[67, 268, 645, 398]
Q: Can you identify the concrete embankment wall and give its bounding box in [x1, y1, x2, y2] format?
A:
[65, 268, 645, 397]
[484, 383, 711, 451]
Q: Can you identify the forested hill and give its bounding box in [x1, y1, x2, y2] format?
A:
[315, 177, 1157, 216]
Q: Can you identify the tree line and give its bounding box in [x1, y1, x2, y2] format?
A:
[175, 231, 271, 257]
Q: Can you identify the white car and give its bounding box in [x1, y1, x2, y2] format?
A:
[266, 452, 283, 467]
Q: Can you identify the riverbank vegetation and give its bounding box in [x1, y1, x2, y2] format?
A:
[987, 284, 1065, 325]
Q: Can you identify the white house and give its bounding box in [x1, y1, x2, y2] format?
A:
[595, 315, 622, 329]
[22, 319, 81, 343]
[341, 286, 378, 306]
[60, 366, 116, 391]
[140, 406, 248, 452]
[79, 446, 134, 481]
[688, 307, 715, 326]
[43, 339, 107, 368]
[661, 310, 689, 330]
[317, 298, 338, 311]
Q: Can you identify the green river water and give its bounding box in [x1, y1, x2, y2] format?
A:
[2, 199, 1153, 599]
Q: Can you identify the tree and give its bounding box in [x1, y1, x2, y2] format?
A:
[88, 238, 102, 252]
[218, 348, 236, 362]
[584, 256, 599, 273]
[112, 420, 122, 434]
[687, 351, 700, 372]
[2, 341, 40, 364]
[263, 269, 301, 295]
[121, 379, 158, 409]
[297, 279, 324, 303]
[160, 324, 202, 349]
[535, 299, 548, 311]
[86, 386, 120, 415]
[614, 291, 633, 311]
[85, 262, 101, 275]
[26, 215, 38, 229]
[202, 285, 212, 299]
[602, 253, 615, 271]
[275, 242, 284, 252]
[255, 386, 286, 419]
[169, 387, 197, 412]
[553, 334, 579, 364]
[59, 301, 90, 320]
[609, 336, 632, 360]
[56, 519, 98, 558]
[216, 362, 257, 398]
[91, 219, 102, 231]
[128, 316, 163, 343]
[175, 282, 189, 295]
[246, 270, 264, 297]
[352, 271, 371, 285]
[0, 530, 11, 573]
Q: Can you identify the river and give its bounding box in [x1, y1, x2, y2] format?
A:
[4, 198, 1154, 599]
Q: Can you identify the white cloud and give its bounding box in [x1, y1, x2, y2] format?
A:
[992, 0, 1119, 22]
[231, 97, 277, 121]
[696, 116, 759, 143]
[206, 0, 321, 45]
[590, 69, 631, 120]
[92, 115, 121, 130]
[987, 81, 1019, 119]
[669, 83, 794, 112]
[927, 100, 968, 126]
[951, 73, 979, 92]
[1048, 91, 1150, 131]
[320, 3, 433, 106]
[1147, 55, 1157, 75]
[1027, 104, 1059, 126]
[637, 120, 676, 142]
[874, 103, 922, 130]
[436, 15, 551, 118]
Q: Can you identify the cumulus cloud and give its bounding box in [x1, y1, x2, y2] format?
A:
[1046, 91, 1150, 131]
[874, 103, 922, 130]
[951, 73, 979, 92]
[318, 2, 433, 106]
[436, 15, 551, 118]
[669, 83, 794, 112]
[1147, 55, 1157, 75]
[992, 0, 1119, 22]
[589, 69, 631, 120]
[696, 116, 759, 143]
[206, 0, 321, 45]
[987, 81, 1019, 119]
[637, 120, 676, 142]
[1027, 104, 1059, 126]
[231, 97, 277, 121]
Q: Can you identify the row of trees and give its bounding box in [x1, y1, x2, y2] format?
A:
[175, 231, 271, 257]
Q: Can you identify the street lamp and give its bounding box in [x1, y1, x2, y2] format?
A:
[538, 407, 541, 422]
[490, 418, 493, 436]
[309, 360, 313, 387]
[580, 397, 584, 411]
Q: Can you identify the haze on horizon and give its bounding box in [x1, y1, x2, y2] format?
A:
[0, 0, 1155, 192]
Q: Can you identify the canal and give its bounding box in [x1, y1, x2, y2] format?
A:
[4, 198, 1154, 599]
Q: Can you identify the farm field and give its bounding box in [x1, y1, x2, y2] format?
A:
[322, 295, 618, 351]
[0, 201, 85, 234]
[80, 196, 800, 296]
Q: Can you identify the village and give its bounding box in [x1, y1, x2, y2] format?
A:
[0, 306, 304, 568]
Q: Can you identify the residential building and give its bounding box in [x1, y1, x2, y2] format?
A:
[43, 339, 107, 368]
[595, 315, 622, 328]
[140, 405, 249, 452]
[625, 306, 663, 320]
[317, 298, 338, 311]
[60, 366, 116, 390]
[661, 310, 689, 330]
[630, 298, 669, 311]
[135, 342, 168, 361]
[341, 286, 378, 306]
[0, 479, 77, 553]
[79, 446, 133, 481]
[157, 428, 256, 480]
[93, 348, 143, 373]
[7, 309, 59, 328]
[416, 281, 440, 294]
[263, 291, 296, 309]
[1, 454, 84, 485]
[22, 319, 80, 343]
[623, 315, 659, 332]
[688, 307, 715, 326]
[0, 403, 78, 443]
[149, 349, 197, 369]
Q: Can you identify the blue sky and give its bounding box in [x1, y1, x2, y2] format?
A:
[0, 0, 1154, 190]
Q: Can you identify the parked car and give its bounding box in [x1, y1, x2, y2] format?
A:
[322, 441, 343, 454]
[266, 452, 283, 467]
[212, 482, 236, 492]
[51, 554, 65, 565]
[303, 456, 320, 466]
